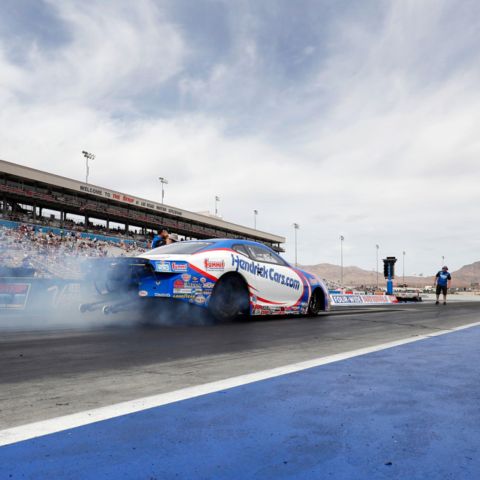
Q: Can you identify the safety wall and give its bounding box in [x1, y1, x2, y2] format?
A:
[0, 277, 81, 312]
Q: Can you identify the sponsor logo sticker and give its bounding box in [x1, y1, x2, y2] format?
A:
[155, 261, 171, 273]
[181, 274, 191, 281]
[139, 290, 148, 297]
[204, 259, 225, 271]
[194, 295, 206, 305]
[172, 262, 188, 272]
[230, 254, 301, 291]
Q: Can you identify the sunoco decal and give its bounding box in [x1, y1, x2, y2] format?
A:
[231, 254, 301, 290]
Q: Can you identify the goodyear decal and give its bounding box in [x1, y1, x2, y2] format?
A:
[231, 254, 300, 291]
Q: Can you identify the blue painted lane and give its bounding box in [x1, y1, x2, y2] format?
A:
[2, 326, 480, 479]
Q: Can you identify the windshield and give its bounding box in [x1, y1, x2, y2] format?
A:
[147, 241, 213, 255]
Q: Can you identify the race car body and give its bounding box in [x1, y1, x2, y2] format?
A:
[83, 239, 330, 320]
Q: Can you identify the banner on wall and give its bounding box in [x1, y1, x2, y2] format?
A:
[0, 282, 31, 309]
[0, 278, 82, 312]
[330, 294, 398, 306]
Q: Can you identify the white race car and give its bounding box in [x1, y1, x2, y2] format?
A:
[82, 239, 330, 321]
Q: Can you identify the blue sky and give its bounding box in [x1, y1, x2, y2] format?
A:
[1, 0, 479, 275]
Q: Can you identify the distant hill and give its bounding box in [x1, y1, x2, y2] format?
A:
[452, 261, 480, 287]
[301, 261, 480, 289]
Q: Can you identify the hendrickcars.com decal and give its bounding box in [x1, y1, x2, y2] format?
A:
[231, 254, 301, 290]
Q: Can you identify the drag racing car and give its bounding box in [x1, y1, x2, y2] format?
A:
[81, 239, 330, 321]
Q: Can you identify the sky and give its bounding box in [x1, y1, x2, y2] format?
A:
[1, 0, 479, 275]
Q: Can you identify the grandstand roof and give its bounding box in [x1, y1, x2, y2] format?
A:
[0, 159, 285, 245]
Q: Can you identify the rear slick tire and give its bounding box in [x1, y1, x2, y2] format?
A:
[208, 274, 250, 323]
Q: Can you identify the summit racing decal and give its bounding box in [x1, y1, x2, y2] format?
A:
[171, 262, 188, 272]
[231, 255, 301, 291]
[204, 259, 225, 271]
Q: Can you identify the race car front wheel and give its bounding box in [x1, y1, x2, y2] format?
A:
[308, 288, 325, 315]
[209, 274, 250, 322]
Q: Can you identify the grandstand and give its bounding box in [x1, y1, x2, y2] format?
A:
[0, 222, 145, 280]
[0, 159, 285, 251]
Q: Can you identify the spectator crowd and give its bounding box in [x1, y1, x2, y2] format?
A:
[0, 223, 147, 279]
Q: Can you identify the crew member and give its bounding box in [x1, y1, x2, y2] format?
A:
[435, 266, 452, 305]
[166, 233, 179, 244]
[151, 229, 169, 248]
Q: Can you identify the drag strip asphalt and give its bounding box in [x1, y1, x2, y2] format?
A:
[1, 302, 479, 430]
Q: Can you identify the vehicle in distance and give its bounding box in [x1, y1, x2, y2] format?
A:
[83, 239, 330, 321]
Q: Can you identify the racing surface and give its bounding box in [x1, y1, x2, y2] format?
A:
[1, 301, 479, 431]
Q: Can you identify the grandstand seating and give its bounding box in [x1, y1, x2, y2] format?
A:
[0, 220, 147, 280]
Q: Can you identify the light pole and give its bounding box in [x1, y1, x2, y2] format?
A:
[254, 209, 258, 229]
[82, 150, 95, 184]
[376, 244, 380, 289]
[293, 223, 300, 267]
[215, 195, 220, 216]
[340, 235, 344, 286]
[441, 255, 445, 267]
[402, 250, 406, 286]
[159, 177, 168, 204]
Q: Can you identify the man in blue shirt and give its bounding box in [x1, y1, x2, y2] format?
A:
[151, 229, 169, 249]
[435, 266, 452, 305]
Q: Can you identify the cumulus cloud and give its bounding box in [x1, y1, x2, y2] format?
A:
[0, 0, 479, 275]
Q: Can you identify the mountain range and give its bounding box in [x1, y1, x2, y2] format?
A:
[301, 261, 480, 289]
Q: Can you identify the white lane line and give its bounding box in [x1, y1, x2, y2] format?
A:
[1, 320, 480, 447]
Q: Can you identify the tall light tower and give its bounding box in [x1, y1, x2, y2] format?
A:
[82, 150, 95, 184]
[159, 177, 168, 204]
[340, 235, 345, 287]
[441, 255, 445, 266]
[293, 223, 300, 267]
[376, 244, 380, 289]
[253, 209, 258, 229]
[403, 250, 406, 286]
[215, 195, 220, 216]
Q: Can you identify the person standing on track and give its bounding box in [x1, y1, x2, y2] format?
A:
[435, 266, 452, 305]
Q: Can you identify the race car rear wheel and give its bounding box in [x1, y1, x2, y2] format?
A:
[308, 288, 325, 315]
[208, 274, 250, 322]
